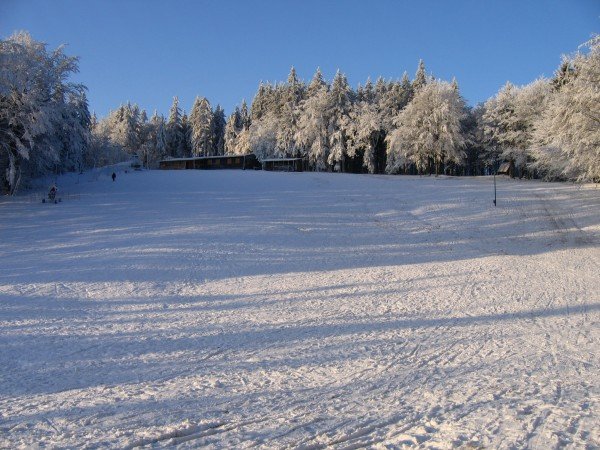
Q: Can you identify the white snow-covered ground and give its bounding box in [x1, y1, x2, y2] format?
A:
[1, 169, 599, 449]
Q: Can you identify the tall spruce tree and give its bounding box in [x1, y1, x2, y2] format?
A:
[327, 70, 352, 170]
[224, 107, 242, 154]
[295, 72, 330, 170]
[166, 96, 184, 157]
[181, 111, 192, 157]
[189, 96, 214, 156]
[307, 67, 327, 97]
[240, 99, 250, 130]
[412, 59, 427, 92]
[212, 105, 226, 155]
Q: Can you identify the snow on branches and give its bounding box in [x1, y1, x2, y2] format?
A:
[0, 32, 90, 194]
[386, 80, 466, 175]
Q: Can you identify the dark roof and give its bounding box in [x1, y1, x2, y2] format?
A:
[160, 155, 252, 163]
[262, 158, 305, 163]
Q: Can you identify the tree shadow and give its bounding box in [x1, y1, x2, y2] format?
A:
[1, 174, 598, 286]
[1, 295, 597, 397]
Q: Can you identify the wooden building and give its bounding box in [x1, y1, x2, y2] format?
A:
[261, 157, 307, 172]
[159, 154, 259, 170]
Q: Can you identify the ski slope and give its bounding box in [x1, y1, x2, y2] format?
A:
[1, 169, 599, 449]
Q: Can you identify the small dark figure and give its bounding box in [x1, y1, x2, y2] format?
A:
[48, 184, 57, 203]
[112, 172, 116, 182]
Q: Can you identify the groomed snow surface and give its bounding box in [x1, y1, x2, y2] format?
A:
[1, 169, 599, 449]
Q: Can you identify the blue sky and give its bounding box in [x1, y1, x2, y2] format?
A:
[1, 1, 598, 118]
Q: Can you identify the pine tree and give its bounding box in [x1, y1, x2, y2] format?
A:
[286, 66, 304, 104]
[551, 59, 576, 91]
[400, 71, 414, 103]
[181, 111, 192, 157]
[272, 67, 305, 157]
[135, 108, 149, 163]
[189, 96, 214, 156]
[412, 59, 427, 92]
[240, 99, 250, 130]
[123, 102, 141, 153]
[327, 70, 352, 169]
[154, 113, 167, 162]
[59, 89, 91, 173]
[212, 105, 226, 155]
[307, 67, 327, 97]
[360, 77, 375, 103]
[482, 82, 539, 176]
[248, 112, 278, 161]
[451, 77, 459, 93]
[224, 108, 241, 154]
[295, 82, 330, 170]
[251, 83, 275, 122]
[166, 96, 184, 157]
[374, 77, 387, 101]
[90, 112, 98, 131]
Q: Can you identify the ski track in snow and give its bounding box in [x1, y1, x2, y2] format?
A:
[0, 170, 599, 449]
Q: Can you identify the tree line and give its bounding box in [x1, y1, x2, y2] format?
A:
[2, 31, 598, 194]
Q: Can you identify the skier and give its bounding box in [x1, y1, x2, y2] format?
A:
[48, 183, 58, 203]
[112, 172, 116, 182]
[42, 183, 60, 203]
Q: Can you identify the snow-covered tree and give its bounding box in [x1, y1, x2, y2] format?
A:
[123, 102, 141, 153]
[352, 96, 384, 173]
[0, 31, 90, 194]
[412, 59, 427, 92]
[482, 79, 551, 177]
[273, 67, 305, 157]
[212, 105, 226, 155]
[326, 70, 353, 169]
[285, 66, 304, 104]
[532, 36, 600, 182]
[59, 89, 91, 172]
[189, 96, 214, 156]
[137, 109, 152, 167]
[240, 99, 251, 130]
[87, 112, 128, 169]
[387, 80, 466, 175]
[182, 111, 194, 157]
[166, 96, 185, 157]
[234, 128, 252, 155]
[224, 107, 242, 154]
[250, 83, 275, 122]
[248, 112, 278, 161]
[152, 112, 167, 164]
[275, 102, 298, 158]
[379, 73, 413, 131]
[295, 83, 330, 170]
[307, 67, 327, 97]
[482, 82, 525, 176]
[460, 104, 488, 176]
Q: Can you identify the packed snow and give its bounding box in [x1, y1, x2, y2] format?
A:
[1, 169, 599, 449]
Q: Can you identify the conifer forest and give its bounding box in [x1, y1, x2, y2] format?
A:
[1, 31, 599, 193]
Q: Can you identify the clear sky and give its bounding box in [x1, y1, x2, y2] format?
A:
[2, 0, 598, 118]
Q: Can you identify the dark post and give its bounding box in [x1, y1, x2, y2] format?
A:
[493, 173, 497, 207]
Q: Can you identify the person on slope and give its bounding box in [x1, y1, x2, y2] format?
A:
[48, 183, 57, 202]
[112, 172, 116, 182]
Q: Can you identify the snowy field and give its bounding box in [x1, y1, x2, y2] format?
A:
[1, 169, 599, 449]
